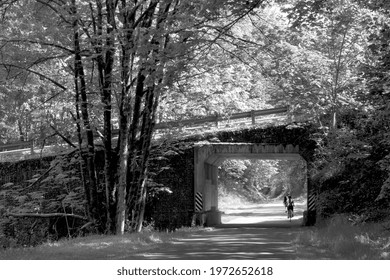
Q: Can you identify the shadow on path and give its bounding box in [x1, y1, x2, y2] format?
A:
[127, 226, 306, 260]
[123, 202, 308, 260]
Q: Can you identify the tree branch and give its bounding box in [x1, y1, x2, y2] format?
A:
[50, 125, 77, 148]
[25, 162, 58, 190]
[133, 0, 158, 29]
[0, 63, 67, 90]
[35, 0, 71, 25]
[3, 39, 74, 53]
[6, 212, 88, 220]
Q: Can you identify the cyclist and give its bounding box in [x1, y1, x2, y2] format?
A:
[287, 195, 294, 218]
[283, 195, 288, 212]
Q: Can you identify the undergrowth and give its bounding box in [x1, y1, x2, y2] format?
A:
[294, 214, 390, 259]
[0, 226, 206, 260]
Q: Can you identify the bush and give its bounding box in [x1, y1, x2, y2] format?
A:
[0, 217, 52, 249]
[315, 155, 389, 220]
[294, 214, 390, 259]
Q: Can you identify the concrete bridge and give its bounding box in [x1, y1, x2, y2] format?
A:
[0, 119, 318, 229]
[148, 122, 318, 229]
[195, 143, 301, 216]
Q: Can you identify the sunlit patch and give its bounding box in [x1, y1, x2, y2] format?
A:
[75, 241, 113, 249]
[381, 252, 390, 259]
[119, 238, 133, 244]
[148, 234, 162, 243]
[354, 233, 372, 244]
[44, 242, 62, 247]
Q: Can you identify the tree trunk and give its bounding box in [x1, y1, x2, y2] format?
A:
[115, 114, 130, 234]
[71, 0, 99, 225]
[114, 1, 138, 235]
[72, 61, 90, 219]
[125, 70, 146, 232]
[332, 110, 337, 129]
[125, 1, 171, 232]
[17, 120, 24, 141]
[94, 0, 116, 233]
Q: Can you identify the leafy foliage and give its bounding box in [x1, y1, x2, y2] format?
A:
[218, 158, 307, 205]
[1, 0, 390, 240]
[0, 152, 86, 247]
[312, 108, 390, 221]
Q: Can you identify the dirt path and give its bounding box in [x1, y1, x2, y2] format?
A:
[0, 201, 309, 260]
[124, 202, 307, 260]
[128, 227, 304, 260]
[221, 201, 306, 224]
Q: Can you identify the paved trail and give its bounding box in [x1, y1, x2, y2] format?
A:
[129, 202, 307, 260]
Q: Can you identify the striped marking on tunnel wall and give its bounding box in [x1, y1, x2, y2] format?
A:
[195, 192, 203, 212]
[308, 193, 316, 211]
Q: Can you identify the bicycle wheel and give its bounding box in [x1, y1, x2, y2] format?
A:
[287, 209, 292, 221]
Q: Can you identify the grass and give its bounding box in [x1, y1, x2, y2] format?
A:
[0, 227, 206, 260]
[293, 214, 390, 259]
[2, 214, 390, 260]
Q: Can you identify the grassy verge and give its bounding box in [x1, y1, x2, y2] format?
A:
[293, 214, 390, 259]
[2, 215, 389, 260]
[0, 227, 206, 260]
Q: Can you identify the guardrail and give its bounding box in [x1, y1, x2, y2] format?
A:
[0, 140, 34, 152]
[153, 106, 288, 129]
[0, 106, 289, 156]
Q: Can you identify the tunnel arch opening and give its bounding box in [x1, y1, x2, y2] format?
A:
[194, 143, 313, 227]
[217, 158, 307, 227]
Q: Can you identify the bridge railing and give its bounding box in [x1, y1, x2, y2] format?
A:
[0, 140, 34, 152]
[0, 106, 289, 161]
[154, 106, 288, 129]
[150, 107, 289, 139]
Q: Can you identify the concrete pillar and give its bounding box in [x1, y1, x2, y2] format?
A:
[203, 163, 219, 211]
[210, 164, 219, 210]
[204, 179, 212, 210]
[304, 176, 316, 226]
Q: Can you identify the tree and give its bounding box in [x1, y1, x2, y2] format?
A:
[300, 0, 390, 218]
[0, 4, 73, 144]
[111, 0, 266, 234]
[356, 1, 390, 203]
[218, 158, 306, 203]
[249, 0, 374, 128]
[1, 0, 267, 236]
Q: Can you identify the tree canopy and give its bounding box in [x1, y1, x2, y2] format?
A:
[1, 0, 390, 240]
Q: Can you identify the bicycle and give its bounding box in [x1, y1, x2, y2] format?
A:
[286, 196, 294, 221]
[287, 208, 294, 221]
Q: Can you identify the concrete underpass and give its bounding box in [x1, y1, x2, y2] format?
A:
[194, 143, 310, 227]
